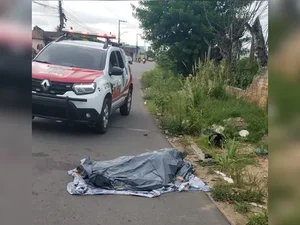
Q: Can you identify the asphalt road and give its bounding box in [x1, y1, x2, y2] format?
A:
[32, 62, 230, 225]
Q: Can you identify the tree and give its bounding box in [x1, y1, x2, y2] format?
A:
[133, 0, 267, 75]
[132, 0, 214, 74]
[246, 16, 268, 67]
[202, 0, 265, 72]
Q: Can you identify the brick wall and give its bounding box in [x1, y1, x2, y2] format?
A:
[227, 71, 268, 108]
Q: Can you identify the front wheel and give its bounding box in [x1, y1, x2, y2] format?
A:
[120, 88, 132, 116]
[92, 97, 110, 134]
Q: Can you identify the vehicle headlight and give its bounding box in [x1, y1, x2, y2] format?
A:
[72, 83, 96, 95]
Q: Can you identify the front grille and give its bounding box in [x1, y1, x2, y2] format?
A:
[32, 78, 74, 95]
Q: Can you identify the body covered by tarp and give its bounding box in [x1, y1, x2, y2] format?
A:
[67, 148, 210, 198]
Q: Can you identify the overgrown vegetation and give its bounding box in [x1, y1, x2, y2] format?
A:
[141, 62, 268, 143]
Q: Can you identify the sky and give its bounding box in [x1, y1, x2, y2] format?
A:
[32, 1, 268, 50]
[32, 1, 146, 47]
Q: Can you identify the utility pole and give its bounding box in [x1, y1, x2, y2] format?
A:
[136, 33, 139, 62]
[118, 20, 127, 44]
[58, 0, 63, 31]
[57, 0, 67, 32]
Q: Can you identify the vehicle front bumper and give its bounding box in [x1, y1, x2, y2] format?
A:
[32, 93, 100, 122]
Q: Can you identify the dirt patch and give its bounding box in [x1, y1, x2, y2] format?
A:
[243, 157, 268, 191]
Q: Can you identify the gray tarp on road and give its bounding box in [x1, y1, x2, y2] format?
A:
[67, 148, 210, 198]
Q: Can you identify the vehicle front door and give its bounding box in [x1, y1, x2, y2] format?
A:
[108, 51, 122, 102]
[115, 50, 129, 93]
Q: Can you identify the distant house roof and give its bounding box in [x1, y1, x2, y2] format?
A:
[44, 31, 63, 40]
[32, 30, 43, 40]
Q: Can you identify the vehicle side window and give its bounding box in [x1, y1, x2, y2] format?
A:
[115, 51, 125, 69]
[109, 51, 118, 71]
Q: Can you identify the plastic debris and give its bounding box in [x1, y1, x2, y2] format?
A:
[209, 133, 227, 148]
[239, 130, 249, 137]
[204, 153, 213, 159]
[215, 171, 234, 184]
[249, 202, 267, 209]
[67, 149, 211, 198]
[255, 149, 268, 155]
[211, 124, 225, 133]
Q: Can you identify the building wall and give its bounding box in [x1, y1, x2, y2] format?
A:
[226, 70, 268, 109]
[32, 39, 45, 51]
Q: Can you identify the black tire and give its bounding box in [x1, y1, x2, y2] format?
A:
[120, 88, 132, 116]
[92, 97, 111, 134]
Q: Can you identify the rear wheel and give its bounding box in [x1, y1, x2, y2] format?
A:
[120, 88, 132, 116]
[92, 97, 110, 134]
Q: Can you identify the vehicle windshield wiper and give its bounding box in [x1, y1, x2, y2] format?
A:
[33, 60, 51, 64]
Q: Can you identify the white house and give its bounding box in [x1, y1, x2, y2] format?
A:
[32, 30, 45, 52]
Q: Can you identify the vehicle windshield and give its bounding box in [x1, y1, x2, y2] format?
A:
[34, 42, 106, 70]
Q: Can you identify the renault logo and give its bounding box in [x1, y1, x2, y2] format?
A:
[41, 79, 51, 92]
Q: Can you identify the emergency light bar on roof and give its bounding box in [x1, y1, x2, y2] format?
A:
[62, 29, 116, 39]
[56, 29, 121, 49]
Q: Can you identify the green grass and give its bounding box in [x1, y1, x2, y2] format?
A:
[211, 184, 264, 204]
[235, 201, 250, 214]
[247, 212, 268, 225]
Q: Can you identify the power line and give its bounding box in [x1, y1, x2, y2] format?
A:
[32, 1, 58, 10]
[65, 14, 95, 32]
[33, 1, 94, 32]
[66, 17, 94, 32]
[63, 7, 97, 32]
[33, 14, 59, 17]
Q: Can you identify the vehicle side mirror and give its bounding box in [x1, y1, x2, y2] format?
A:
[109, 66, 123, 76]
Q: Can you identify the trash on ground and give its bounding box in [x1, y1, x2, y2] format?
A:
[204, 153, 213, 159]
[239, 130, 249, 137]
[208, 132, 227, 148]
[255, 148, 268, 155]
[211, 124, 225, 133]
[67, 148, 211, 198]
[249, 202, 267, 209]
[215, 171, 234, 184]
